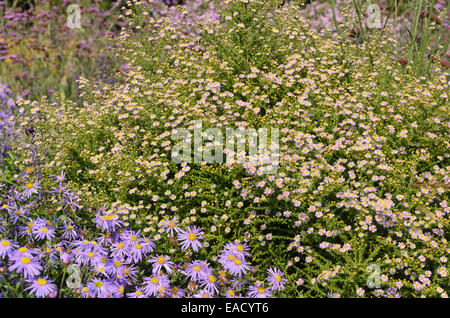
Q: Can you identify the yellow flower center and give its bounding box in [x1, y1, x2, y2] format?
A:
[236, 245, 244, 252]
[151, 277, 159, 284]
[208, 275, 216, 283]
[130, 236, 137, 242]
[0, 240, 10, 247]
[95, 281, 103, 288]
[193, 266, 201, 272]
[87, 252, 94, 258]
[136, 290, 142, 296]
[26, 183, 34, 189]
[41, 227, 49, 233]
[135, 243, 142, 249]
[117, 242, 124, 249]
[234, 259, 242, 265]
[26, 167, 34, 174]
[19, 247, 28, 253]
[36, 279, 47, 286]
[275, 275, 282, 282]
[188, 233, 196, 241]
[228, 254, 236, 261]
[258, 288, 265, 294]
[114, 261, 121, 267]
[228, 290, 235, 296]
[21, 257, 31, 265]
[156, 257, 166, 264]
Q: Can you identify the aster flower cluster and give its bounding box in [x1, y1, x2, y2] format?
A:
[7, 0, 450, 298]
[0, 166, 286, 298]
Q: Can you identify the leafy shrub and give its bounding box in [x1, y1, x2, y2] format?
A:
[22, 0, 449, 297]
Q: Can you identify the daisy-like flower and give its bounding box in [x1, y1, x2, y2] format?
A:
[61, 222, 79, 240]
[8, 205, 29, 224]
[128, 241, 147, 263]
[94, 211, 122, 233]
[183, 260, 212, 282]
[127, 288, 147, 298]
[161, 218, 181, 236]
[26, 277, 57, 298]
[11, 246, 35, 259]
[200, 274, 219, 295]
[248, 284, 272, 298]
[110, 241, 129, 259]
[9, 255, 43, 278]
[106, 258, 127, 278]
[22, 182, 39, 198]
[143, 273, 170, 297]
[87, 279, 115, 298]
[32, 220, 55, 241]
[0, 239, 18, 259]
[170, 286, 185, 298]
[219, 251, 251, 277]
[148, 255, 174, 274]
[177, 226, 204, 252]
[223, 242, 251, 258]
[267, 267, 287, 291]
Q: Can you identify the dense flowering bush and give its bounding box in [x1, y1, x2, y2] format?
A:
[4, 0, 450, 298]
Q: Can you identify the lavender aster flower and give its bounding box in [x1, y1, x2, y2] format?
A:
[9, 255, 43, 278]
[0, 239, 18, 258]
[148, 255, 174, 274]
[177, 226, 204, 252]
[26, 277, 57, 298]
[267, 267, 287, 291]
[248, 284, 272, 298]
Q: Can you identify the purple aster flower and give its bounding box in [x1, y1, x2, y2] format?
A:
[63, 191, 82, 211]
[7, 204, 29, 224]
[161, 218, 181, 236]
[223, 242, 251, 258]
[248, 284, 272, 298]
[200, 274, 219, 296]
[49, 170, 65, 183]
[9, 255, 43, 278]
[110, 241, 129, 259]
[61, 222, 79, 240]
[0, 239, 18, 258]
[127, 288, 147, 298]
[267, 267, 287, 291]
[127, 241, 149, 263]
[148, 255, 174, 274]
[106, 258, 127, 278]
[177, 226, 204, 252]
[60, 249, 73, 265]
[31, 219, 55, 241]
[170, 286, 185, 298]
[94, 210, 122, 232]
[26, 277, 57, 298]
[226, 289, 238, 298]
[22, 182, 40, 198]
[218, 250, 251, 277]
[143, 273, 171, 297]
[183, 260, 211, 282]
[87, 279, 115, 298]
[10, 246, 36, 260]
